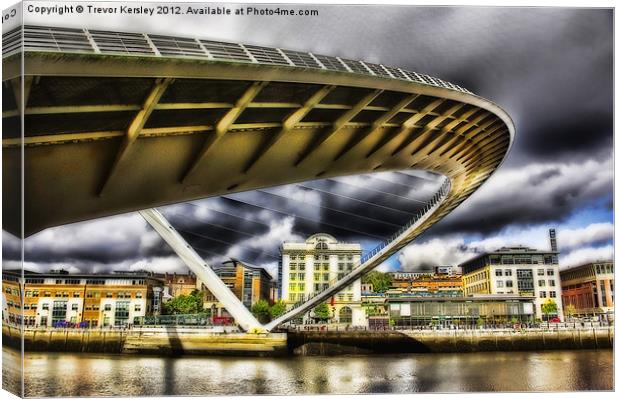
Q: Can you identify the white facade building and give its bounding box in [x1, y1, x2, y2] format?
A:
[279, 233, 365, 326]
[460, 247, 564, 321]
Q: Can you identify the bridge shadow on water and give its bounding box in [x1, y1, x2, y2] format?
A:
[165, 326, 186, 356]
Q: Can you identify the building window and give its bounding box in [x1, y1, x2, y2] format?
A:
[104, 304, 112, 311]
[106, 292, 113, 298]
[299, 263, 305, 271]
[538, 280, 546, 287]
[547, 269, 554, 276]
[51, 301, 68, 323]
[506, 280, 513, 288]
[114, 302, 130, 325]
[42, 303, 49, 310]
[134, 305, 141, 312]
[339, 307, 353, 323]
[289, 273, 296, 281]
[539, 291, 547, 298]
[496, 281, 504, 288]
[537, 269, 545, 276]
[549, 280, 555, 287]
[550, 291, 557, 298]
[495, 270, 503, 277]
[298, 283, 305, 291]
[136, 292, 143, 299]
[505, 269, 512, 276]
[71, 304, 78, 311]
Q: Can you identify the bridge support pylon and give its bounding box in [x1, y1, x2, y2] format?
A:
[139, 208, 266, 333]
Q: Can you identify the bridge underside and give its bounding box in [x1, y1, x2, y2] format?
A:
[3, 53, 512, 238]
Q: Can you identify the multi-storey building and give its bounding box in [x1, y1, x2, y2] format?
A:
[2, 270, 164, 327]
[560, 261, 614, 321]
[459, 246, 563, 321]
[389, 271, 433, 281]
[279, 233, 364, 325]
[388, 271, 463, 297]
[202, 259, 273, 314]
[156, 272, 198, 297]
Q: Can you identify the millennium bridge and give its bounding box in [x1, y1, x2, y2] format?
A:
[2, 25, 514, 332]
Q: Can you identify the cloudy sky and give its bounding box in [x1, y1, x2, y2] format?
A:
[2, 3, 613, 279]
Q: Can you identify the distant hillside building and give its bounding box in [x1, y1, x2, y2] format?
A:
[560, 261, 614, 321]
[388, 270, 463, 297]
[279, 233, 365, 326]
[155, 272, 198, 298]
[459, 246, 563, 321]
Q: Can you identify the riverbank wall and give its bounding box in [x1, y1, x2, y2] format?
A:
[2, 325, 288, 356]
[3, 325, 613, 356]
[288, 328, 614, 355]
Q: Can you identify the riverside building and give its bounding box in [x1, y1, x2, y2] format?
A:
[2, 270, 164, 327]
[459, 246, 563, 321]
[387, 295, 535, 328]
[203, 259, 274, 315]
[279, 233, 365, 325]
[388, 270, 463, 297]
[560, 261, 614, 321]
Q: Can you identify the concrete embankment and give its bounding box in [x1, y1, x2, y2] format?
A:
[3, 325, 613, 356]
[287, 328, 614, 355]
[2, 325, 288, 356]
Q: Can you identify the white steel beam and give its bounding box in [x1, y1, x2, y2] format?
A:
[139, 208, 264, 332]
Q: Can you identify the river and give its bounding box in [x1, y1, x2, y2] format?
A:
[2, 348, 613, 396]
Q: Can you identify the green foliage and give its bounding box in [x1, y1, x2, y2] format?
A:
[476, 318, 485, 326]
[269, 300, 287, 318]
[361, 270, 393, 293]
[251, 299, 272, 323]
[565, 304, 577, 317]
[541, 299, 558, 317]
[163, 289, 204, 315]
[313, 302, 331, 320]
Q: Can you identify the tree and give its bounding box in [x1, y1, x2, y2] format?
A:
[251, 299, 271, 323]
[362, 271, 393, 293]
[163, 289, 204, 315]
[269, 300, 287, 318]
[312, 302, 331, 320]
[565, 304, 577, 319]
[541, 299, 559, 320]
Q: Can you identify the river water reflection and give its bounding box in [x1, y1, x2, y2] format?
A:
[4, 348, 613, 396]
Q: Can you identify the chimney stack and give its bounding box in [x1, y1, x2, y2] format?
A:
[549, 228, 558, 252]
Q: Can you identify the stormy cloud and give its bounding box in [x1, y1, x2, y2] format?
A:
[4, 5, 613, 275]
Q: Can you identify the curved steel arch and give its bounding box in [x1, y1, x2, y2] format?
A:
[3, 26, 514, 331]
[3, 26, 514, 238]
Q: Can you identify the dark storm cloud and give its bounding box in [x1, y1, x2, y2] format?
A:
[214, 6, 612, 166]
[7, 7, 613, 273]
[427, 154, 612, 236]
